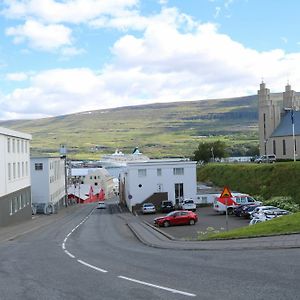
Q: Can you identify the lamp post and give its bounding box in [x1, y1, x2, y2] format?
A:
[60, 144, 68, 207]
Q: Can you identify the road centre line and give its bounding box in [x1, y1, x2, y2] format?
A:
[118, 275, 196, 297]
[77, 259, 108, 273]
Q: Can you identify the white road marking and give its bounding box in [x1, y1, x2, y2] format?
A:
[64, 250, 75, 258]
[118, 275, 196, 297]
[77, 259, 108, 273]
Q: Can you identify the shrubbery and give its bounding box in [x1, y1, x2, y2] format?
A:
[263, 196, 300, 213]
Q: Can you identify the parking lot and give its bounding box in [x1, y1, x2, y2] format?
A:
[137, 206, 250, 240]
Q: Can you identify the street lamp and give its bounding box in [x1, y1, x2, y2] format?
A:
[60, 144, 68, 207]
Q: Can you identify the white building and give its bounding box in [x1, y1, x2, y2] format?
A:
[119, 159, 197, 211]
[0, 127, 32, 226]
[31, 157, 66, 214]
[71, 167, 115, 199]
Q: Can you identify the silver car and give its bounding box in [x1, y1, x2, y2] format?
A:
[141, 203, 156, 214]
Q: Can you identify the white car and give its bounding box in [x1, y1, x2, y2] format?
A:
[97, 202, 106, 209]
[141, 203, 156, 214]
[250, 206, 283, 219]
[179, 199, 196, 212]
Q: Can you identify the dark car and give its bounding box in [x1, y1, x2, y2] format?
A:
[233, 204, 248, 217]
[242, 204, 260, 218]
[154, 210, 198, 227]
[160, 200, 175, 213]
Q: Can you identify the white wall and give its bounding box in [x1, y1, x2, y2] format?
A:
[123, 160, 197, 209]
[31, 157, 65, 204]
[0, 127, 31, 197]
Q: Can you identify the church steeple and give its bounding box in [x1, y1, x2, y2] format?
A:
[283, 82, 295, 109]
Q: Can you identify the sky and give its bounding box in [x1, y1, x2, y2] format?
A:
[1, 0, 300, 120]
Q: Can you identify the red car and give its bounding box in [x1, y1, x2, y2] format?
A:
[154, 210, 198, 227]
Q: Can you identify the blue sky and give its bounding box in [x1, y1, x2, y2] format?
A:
[1, 0, 300, 120]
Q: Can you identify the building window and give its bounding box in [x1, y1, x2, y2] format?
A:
[12, 139, 15, 153]
[157, 168, 162, 176]
[35, 163, 43, 171]
[138, 169, 147, 177]
[283, 139, 286, 155]
[273, 140, 276, 155]
[173, 168, 184, 175]
[25, 162, 28, 176]
[10, 200, 13, 215]
[22, 162, 24, 177]
[7, 138, 10, 153]
[21, 140, 24, 153]
[17, 162, 20, 178]
[8, 163, 11, 181]
[13, 163, 16, 179]
[17, 140, 20, 153]
[175, 183, 184, 203]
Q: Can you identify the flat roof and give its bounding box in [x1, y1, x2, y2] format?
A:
[126, 158, 196, 166]
[0, 126, 32, 140]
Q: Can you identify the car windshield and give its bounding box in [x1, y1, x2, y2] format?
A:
[167, 211, 177, 217]
[184, 200, 193, 204]
[143, 204, 153, 207]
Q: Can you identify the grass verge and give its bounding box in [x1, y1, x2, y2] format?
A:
[198, 212, 300, 240]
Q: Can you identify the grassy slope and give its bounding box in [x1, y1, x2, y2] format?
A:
[199, 212, 300, 240]
[0, 95, 258, 159]
[197, 162, 300, 202]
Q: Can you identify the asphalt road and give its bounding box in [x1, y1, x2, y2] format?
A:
[0, 199, 300, 300]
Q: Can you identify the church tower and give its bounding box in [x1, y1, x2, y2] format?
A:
[258, 82, 281, 155]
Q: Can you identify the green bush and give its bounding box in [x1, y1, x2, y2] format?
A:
[263, 196, 300, 212]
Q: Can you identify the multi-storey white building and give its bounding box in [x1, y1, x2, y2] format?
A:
[119, 159, 197, 211]
[0, 127, 32, 226]
[31, 157, 66, 214]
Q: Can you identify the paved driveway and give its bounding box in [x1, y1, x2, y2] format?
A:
[137, 206, 250, 240]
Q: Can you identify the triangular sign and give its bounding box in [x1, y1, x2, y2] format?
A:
[220, 186, 232, 198]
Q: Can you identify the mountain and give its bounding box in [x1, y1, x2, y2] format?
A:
[0, 95, 259, 159]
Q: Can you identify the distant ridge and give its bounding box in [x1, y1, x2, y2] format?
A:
[0, 95, 259, 159]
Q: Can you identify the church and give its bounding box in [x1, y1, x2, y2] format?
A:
[258, 82, 300, 160]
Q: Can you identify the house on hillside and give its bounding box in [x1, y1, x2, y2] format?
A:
[119, 159, 197, 212]
[31, 157, 66, 214]
[258, 82, 300, 160]
[0, 127, 32, 226]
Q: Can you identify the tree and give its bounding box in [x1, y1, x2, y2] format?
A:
[193, 141, 226, 163]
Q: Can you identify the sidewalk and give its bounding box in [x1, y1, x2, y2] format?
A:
[0, 204, 81, 243]
[127, 218, 300, 251]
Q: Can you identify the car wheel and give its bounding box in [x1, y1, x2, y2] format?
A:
[163, 221, 170, 227]
[189, 219, 195, 225]
[227, 208, 234, 215]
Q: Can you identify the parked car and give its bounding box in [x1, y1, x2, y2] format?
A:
[160, 200, 175, 213]
[254, 154, 276, 163]
[179, 199, 197, 212]
[97, 202, 106, 209]
[241, 204, 261, 218]
[250, 206, 287, 219]
[154, 210, 198, 227]
[141, 203, 156, 214]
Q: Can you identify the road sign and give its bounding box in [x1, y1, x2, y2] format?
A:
[219, 186, 232, 198]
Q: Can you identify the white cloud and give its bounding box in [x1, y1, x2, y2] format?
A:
[2, 3, 300, 119]
[6, 20, 72, 51]
[1, 0, 139, 24]
[6, 72, 28, 81]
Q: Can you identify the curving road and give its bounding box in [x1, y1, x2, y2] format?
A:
[0, 199, 300, 299]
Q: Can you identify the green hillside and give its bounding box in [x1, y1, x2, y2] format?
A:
[197, 162, 300, 203]
[0, 95, 259, 159]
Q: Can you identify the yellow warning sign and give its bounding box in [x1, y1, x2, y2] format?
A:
[219, 186, 232, 198]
